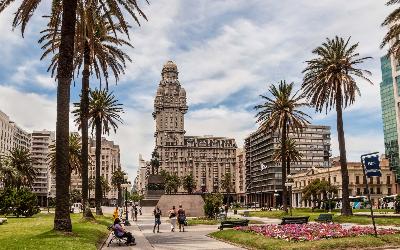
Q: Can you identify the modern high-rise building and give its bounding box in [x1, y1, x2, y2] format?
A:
[245, 125, 331, 207]
[153, 61, 237, 193]
[134, 154, 150, 195]
[380, 55, 400, 181]
[0, 110, 31, 156]
[31, 130, 55, 206]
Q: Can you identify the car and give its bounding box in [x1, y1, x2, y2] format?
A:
[70, 203, 82, 213]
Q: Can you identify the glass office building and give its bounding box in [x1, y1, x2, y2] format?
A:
[380, 55, 400, 180]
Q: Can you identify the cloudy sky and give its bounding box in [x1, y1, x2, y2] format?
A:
[0, 0, 391, 180]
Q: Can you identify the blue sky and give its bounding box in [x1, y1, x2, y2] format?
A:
[0, 0, 391, 180]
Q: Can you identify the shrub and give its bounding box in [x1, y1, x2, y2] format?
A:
[204, 193, 223, 219]
[0, 187, 40, 217]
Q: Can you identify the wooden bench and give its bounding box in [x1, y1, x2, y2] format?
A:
[280, 216, 309, 225]
[315, 213, 333, 223]
[0, 218, 8, 225]
[218, 219, 249, 230]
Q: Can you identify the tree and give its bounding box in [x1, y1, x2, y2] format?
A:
[182, 174, 196, 194]
[302, 179, 337, 211]
[100, 176, 111, 199]
[221, 173, 234, 205]
[302, 36, 372, 215]
[273, 138, 303, 177]
[111, 169, 126, 207]
[255, 81, 310, 212]
[381, 0, 400, 59]
[150, 150, 160, 175]
[4, 148, 37, 189]
[163, 172, 181, 194]
[88, 177, 95, 200]
[204, 193, 223, 219]
[70, 189, 82, 204]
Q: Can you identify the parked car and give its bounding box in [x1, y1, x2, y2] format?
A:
[70, 203, 82, 213]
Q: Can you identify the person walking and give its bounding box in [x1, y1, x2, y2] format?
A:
[177, 204, 186, 232]
[153, 205, 162, 233]
[139, 205, 142, 215]
[169, 205, 177, 232]
[133, 205, 138, 221]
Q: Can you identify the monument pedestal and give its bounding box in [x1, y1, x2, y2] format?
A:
[142, 175, 164, 207]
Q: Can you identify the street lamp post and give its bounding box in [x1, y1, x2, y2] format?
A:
[273, 189, 279, 210]
[285, 174, 294, 217]
[47, 192, 50, 213]
[327, 150, 332, 213]
[121, 174, 131, 226]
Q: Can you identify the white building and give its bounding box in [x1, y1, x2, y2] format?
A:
[0, 110, 31, 156]
[134, 154, 150, 195]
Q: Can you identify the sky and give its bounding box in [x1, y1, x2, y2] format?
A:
[0, 0, 392, 181]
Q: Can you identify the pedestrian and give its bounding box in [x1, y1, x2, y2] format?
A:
[153, 205, 162, 233]
[134, 205, 138, 221]
[224, 204, 228, 216]
[139, 205, 142, 215]
[169, 205, 177, 232]
[113, 218, 136, 245]
[113, 206, 119, 220]
[177, 204, 186, 232]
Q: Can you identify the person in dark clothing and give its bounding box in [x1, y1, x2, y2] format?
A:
[177, 204, 186, 232]
[153, 205, 162, 233]
[113, 218, 135, 245]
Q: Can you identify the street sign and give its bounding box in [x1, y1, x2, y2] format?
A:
[363, 155, 381, 177]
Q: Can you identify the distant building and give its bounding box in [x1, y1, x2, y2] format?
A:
[380, 55, 400, 181]
[245, 125, 331, 207]
[31, 130, 55, 206]
[290, 156, 399, 208]
[153, 61, 237, 193]
[235, 148, 246, 203]
[134, 154, 150, 195]
[0, 110, 31, 156]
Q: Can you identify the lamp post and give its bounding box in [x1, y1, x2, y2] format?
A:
[327, 150, 333, 213]
[121, 174, 131, 226]
[47, 192, 51, 213]
[285, 174, 294, 217]
[273, 189, 279, 210]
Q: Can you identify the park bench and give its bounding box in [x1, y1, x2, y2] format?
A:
[218, 219, 249, 230]
[315, 213, 333, 223]
[280, 216, 309, 225]
[0, 218, 8, 225]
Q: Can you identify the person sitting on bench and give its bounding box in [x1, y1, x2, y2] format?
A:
[113, 218, 135, 245]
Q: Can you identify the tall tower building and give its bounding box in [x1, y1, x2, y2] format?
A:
[153, 61, 237, 193]
[380, 55, 400, 181]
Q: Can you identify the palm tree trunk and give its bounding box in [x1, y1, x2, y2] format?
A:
[336, 92, 352, 216]
[54, 0, 78, 232]
[281, 120, 288, 212]
[81, 40, 90, 217]
[95, 118, 103, 215]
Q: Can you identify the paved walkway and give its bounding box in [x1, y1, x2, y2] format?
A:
[102, 207, 243, 250]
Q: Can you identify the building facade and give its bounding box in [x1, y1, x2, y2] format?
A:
[0, 110, 31, 156]
[235, 148, 246, 203]
[153, 61, 237, 193]
[291, 157, 399, 208]
[245, 125, 331, 207]
[31, 130, 55, 206]
[134, 154, 150, 195]
[380, 55, 400, 181]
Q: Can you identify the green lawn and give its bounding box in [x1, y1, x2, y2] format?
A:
[210, 229, 400, 250]
[0, 213, 112, 250]
[247, 208, 400, 226]
[187, 217, 264, 226]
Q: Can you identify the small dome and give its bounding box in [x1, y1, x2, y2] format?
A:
[162, 60, 178, 75]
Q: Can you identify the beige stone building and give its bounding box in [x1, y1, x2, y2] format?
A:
[153, 61, 237, 193]
[291, 156, 399, 208]
[134, 154, 150, 195]
[0, 110, 31, 156]
[235, 148, 246, 203]
[31, 130, 55, 206]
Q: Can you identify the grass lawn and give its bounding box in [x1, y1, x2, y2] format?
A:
[187, 217, 264, 226]
[210, 229, 400, 250]
[0, 213, 112, 250]
[247, 208, 400, 226]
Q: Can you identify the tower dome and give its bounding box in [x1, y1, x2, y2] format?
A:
[161, 60, 178, 79]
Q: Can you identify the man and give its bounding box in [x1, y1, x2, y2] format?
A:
[113, 218, 135, 245]
[153, 205, 162, 233]
[177, 204, 186, 232]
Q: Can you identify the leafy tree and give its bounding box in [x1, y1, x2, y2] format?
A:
[130, 192, 144, 202]
[6, 148, 37, 189]
[111, 169, 126, 206]
[182, 174, 196, 194]
[0, 187, 40, 217]
[150, 150, 160, 175]
[302, 36, 372, 215]
[100, 176, 111, 199]
[70, 189, 82, 204]
[302, 179, 337, 211]
[163, 172, 181, 194]
[204, 193, 223, 219]
[255, 81, 310, 212]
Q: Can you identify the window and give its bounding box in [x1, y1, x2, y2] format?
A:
[388, 187, 392, 195]
[356, 188, 361, 195]
[355, 176, 360, 184]
[387, 176, 391, 185]
[377, 187, 381, 194]
[369, 177, 373, 184]
[370, 188, 374, 194]
[377, 177, 380, 184]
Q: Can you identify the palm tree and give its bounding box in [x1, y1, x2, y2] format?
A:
[111, 169, 126, 207]
[100, 176, 111, 199]
[0, 0, 147, 232]
[221, 173, 234, 205]
[88, 177, 95, 200]
[40, 7, 135, 218]
[182, 174, 196, 194]
[255, 81, 310, 212]
[381, 0, 400, 59]
[6, 148, 37, 188]
[273, 138, 303, 175]
[302, 36, 373, 215]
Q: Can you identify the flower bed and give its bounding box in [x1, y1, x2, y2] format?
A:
[234, 224, 399, 241]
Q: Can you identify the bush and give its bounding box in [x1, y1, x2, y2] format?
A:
[0, 187, 40, 217]
[204, 193, 223, 219]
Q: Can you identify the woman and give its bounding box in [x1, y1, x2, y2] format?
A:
[113, 218, 135, 245]
[169, 205, 177, 232]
